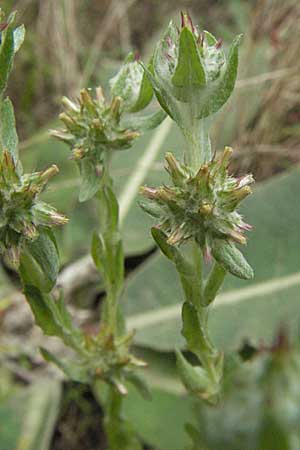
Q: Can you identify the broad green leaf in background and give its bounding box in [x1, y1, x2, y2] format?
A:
[124, 165, 300, 351]
[123, 386, 195, 450]
[0, 379, 61, 450]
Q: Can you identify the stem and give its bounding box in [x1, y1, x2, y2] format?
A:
[202, 262, 227, 306]
[104, 386, 123, 450]
[184, 117, 212, 169]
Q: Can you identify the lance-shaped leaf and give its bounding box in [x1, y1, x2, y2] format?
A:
[129, 65, 153, 113]
[141, 63, 178, 121]
[211, 239, 254, 280]
[194, 34, 243, 118]
[172, 27, 206, 100]
[19, 230, 60, 292]
[0, 14, 24, 98]
[151, 228, 202, 307]
[176, 350, 211, 396]
[110, 53, 153, 113]
[24, 285, 84, 351]
[181, 302, 213, 360]
[13, 24, 25, 53]
[41, 348, 90, 383]
[0, 97, 19, 163]
[121, 109, 166, 132]
[78, 158, 102, 202]
[0, 14, 15, 97]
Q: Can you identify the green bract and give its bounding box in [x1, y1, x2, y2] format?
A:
[0, 150, 67, 267]
[143, 12, 242, 127]
[141, 147, 254, 279]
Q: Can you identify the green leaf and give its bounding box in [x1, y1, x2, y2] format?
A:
[176, 350, 210, 395]
[0, 97, 19, 163]
[0, 15, 24, 98]
[110, 54, 153, 113]
[24, 285, 84, 350]
[141, 63, 177, 121]
[202, 262, 227, 306]
[123, 384, 195, 450]
[151, 227, 175, 261]
[124, 166, 300, 351]
[13, 24, 26, 53]
[91, 231, 105, 274]
[181, 302, 207, 358]
[211, 239, 253, 280]
[0, 379, 61, 450]
[121, 109, 166, 132]
[79, 158, 101, 202]
[20, 230, 60, 292]
[41, 348, 90, 383]
[194, 34, 243, 118]
[203, 30, 218, 45]
[172, 27, 206, 95]
[129, 67, 153, 113]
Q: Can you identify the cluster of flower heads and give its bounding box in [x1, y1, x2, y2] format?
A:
[0, 150, 67, 267]
[51, 88, 140, 166]
[141, 147, 253, 260]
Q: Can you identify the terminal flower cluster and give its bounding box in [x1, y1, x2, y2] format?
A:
[141, 147, 254, 277]
[0, 150, 67, 266]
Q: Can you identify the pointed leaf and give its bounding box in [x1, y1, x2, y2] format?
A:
[151, 227, 175, 261]
[176, 350, 209, 394]
[13, 24, 25, 53]
[121, 109, 166, 132]
[20, 230, 60, 292]
[129, 67, 153, 113]
[0, 18, 15, 97]
[0, 97, 19, 163]
[24, 285, 84, 350]
[194, 34, 243, 118]
[172, 27, 206, 90]
[181, 302, 207, 358]
[41, 348, 90, 383]
[211, 239, 254, 280]
[79, 158, 101, 202]
[141, 63, 176, 120]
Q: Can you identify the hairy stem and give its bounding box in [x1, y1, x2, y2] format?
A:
[183, 117, 211, 169]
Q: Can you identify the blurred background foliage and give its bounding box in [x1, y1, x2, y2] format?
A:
[0, 0, 300, 449]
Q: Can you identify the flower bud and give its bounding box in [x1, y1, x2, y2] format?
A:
[145, 13, 242, 124]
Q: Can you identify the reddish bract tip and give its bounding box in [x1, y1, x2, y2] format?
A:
[215, 38, 223, 49]
[180, 11, 194, 33]
[0, 22, 8, 32]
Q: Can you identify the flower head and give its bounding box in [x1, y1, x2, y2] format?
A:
[144, 12, 242, 123]
[141, 148, 254, 278]
[0, 150, 68, 267]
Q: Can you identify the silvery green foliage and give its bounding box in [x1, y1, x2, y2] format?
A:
[141, 148, 254, 280]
